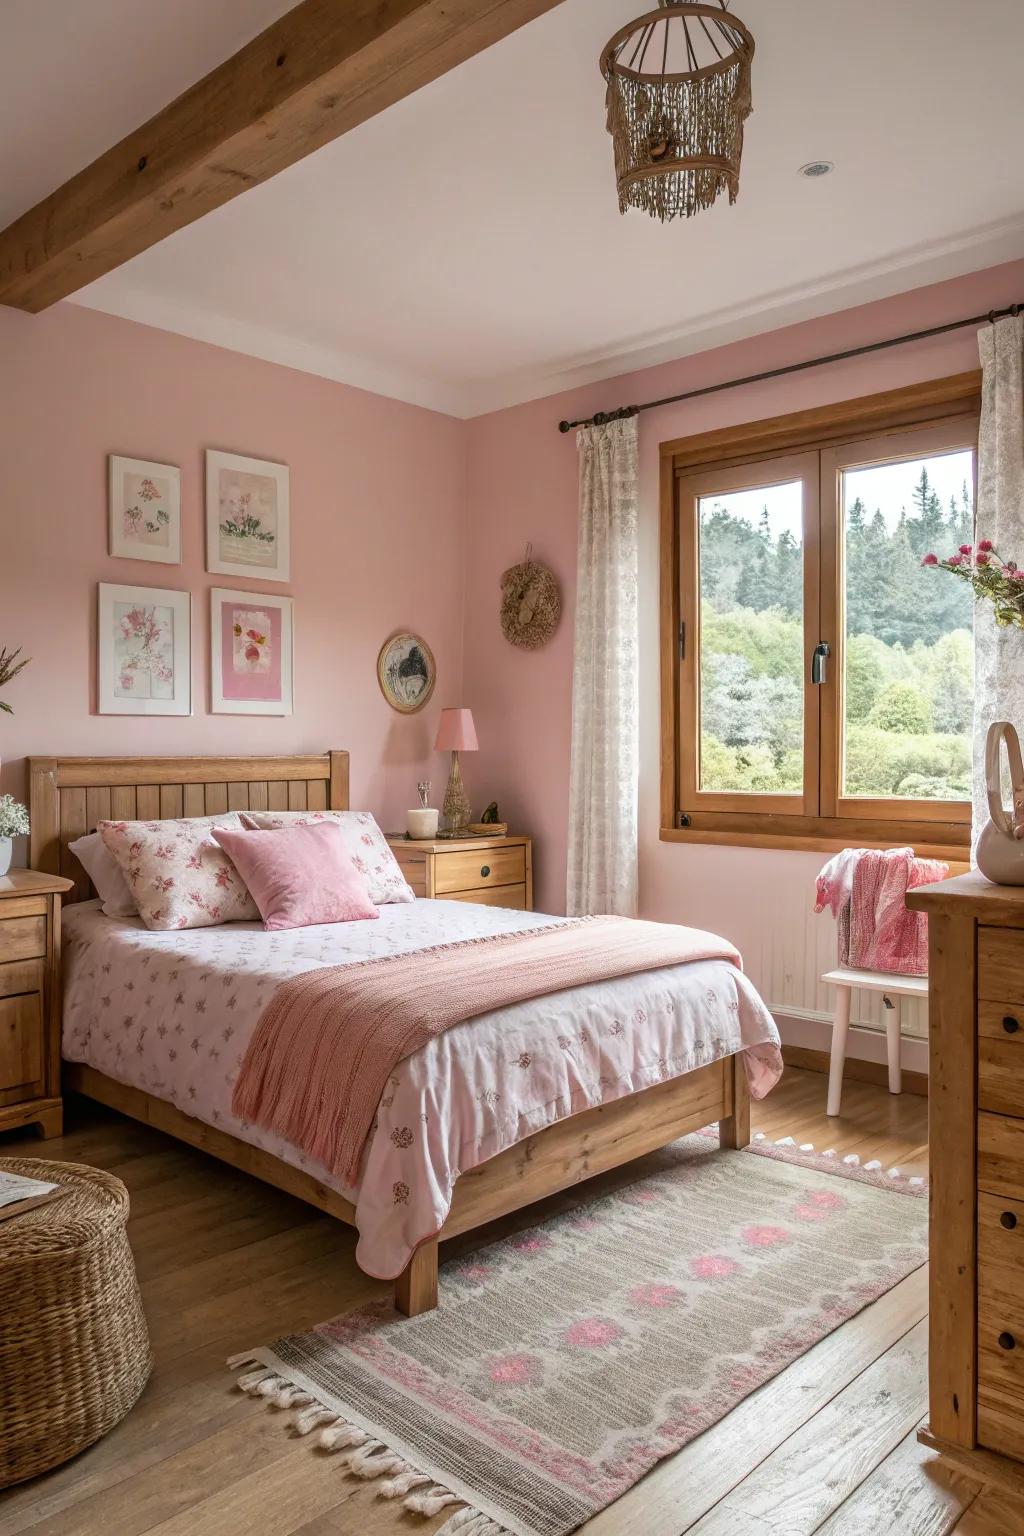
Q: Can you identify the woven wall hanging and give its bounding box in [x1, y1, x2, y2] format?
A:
[500, 548, 561, 650]
[601, 0, 754, 223]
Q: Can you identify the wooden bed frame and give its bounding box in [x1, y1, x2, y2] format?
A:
[29, 750, 750, 1315]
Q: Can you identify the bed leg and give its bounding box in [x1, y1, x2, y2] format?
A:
[719, 1054, 751, 1150]
[395, 1239, 439, 1316]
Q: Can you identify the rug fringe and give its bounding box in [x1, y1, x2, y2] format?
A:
[748, 1130, 925, 1192]
[230, 1359, 520, 1533]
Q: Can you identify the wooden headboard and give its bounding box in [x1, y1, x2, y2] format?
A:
[28, 752, 350, 903]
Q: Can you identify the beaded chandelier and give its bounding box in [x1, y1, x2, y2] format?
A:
[601, 0, 755, 222]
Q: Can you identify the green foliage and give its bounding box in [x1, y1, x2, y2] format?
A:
[868, 681, 933, 736]
[695, 472, 974, 800]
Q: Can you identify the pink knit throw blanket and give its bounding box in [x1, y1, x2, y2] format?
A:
[232, 916, 741, 1184]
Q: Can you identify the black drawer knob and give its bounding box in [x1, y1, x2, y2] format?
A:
[1001, 1211, 1019, 1230]
[1003, 1016, 1020, 1034]
[999, 1332, 1017, 1351]
[480, 865, 491, 878]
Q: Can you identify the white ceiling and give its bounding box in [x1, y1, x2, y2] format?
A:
[6, 0, 1024, 417]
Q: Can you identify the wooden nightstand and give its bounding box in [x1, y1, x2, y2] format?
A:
[0, 870, 73, 1140]
[387, 835, 533, 911]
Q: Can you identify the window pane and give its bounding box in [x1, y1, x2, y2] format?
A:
[842, 449, 974, 800]
[698, 481, 804, 793]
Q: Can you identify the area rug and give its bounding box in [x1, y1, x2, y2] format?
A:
[229, 1134, 927, 1536]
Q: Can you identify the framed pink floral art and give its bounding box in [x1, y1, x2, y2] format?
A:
[210, 587, 294, 716]
[97, 582, 191, 715]
[108, 456, 181, 564]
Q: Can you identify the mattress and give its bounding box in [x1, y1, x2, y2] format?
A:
[62, 898, 783, 1278]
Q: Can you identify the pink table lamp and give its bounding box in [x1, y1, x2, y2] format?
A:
[435, 707, 478, 835]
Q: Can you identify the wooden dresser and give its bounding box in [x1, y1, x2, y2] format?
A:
[387, 835, 532, 911]
[0, 870, 73, 1140]
[908, 873, 1024, 1480]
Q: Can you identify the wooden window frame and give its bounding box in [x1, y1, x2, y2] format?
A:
[660, 371, 982, 858]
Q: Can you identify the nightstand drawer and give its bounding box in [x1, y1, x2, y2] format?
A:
[0, 992, 43, 1094]
[979, 1112, 1024, 1202]
[0, 957, 45, 999]
[433, 846, 526, 895]
[444, 883, 528, 911]
[0, 915, 47, 964]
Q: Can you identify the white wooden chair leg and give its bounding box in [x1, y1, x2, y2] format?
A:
[886, 996, 902, 1096]
[826, 985, 852, 1117]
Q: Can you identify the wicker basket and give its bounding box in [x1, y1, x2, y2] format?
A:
[0, 1157, 152, 1489]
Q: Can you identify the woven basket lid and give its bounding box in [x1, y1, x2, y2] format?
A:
[0, 1158, 129, 1267]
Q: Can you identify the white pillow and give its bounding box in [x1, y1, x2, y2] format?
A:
[68, 832, 139, 918]
[239, 810, 415, 904]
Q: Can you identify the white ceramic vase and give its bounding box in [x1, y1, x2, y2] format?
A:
[0, 838, 11, 878]
[976, 721, 1024, 885]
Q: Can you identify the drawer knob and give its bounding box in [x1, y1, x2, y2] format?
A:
[1003, 1016, 1020, 1034]
[1002, 1210, 1019, 1230]
[999, 1332, 1017, 1351]
[480, 865, 491, 878]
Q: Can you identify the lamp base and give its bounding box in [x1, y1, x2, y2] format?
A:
[442, 750, 472, 834]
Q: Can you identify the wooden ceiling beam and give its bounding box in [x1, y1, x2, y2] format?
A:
[0, 0, 567, 313]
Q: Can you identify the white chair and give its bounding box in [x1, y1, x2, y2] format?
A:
[821, 966, 929, 1116]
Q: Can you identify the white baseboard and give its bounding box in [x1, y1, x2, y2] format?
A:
[773, 1010, 929, 1077]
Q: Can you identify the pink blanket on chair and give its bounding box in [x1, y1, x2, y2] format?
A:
[232, 915, 741, 1184]
[815, 847, 946, 975]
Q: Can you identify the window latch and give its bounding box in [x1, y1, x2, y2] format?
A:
[811, 641, 830, 685]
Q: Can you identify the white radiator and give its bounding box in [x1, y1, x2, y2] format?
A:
[750, 882, 929, 1043]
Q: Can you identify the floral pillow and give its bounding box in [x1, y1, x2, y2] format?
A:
[239, 810, 415, 904]
[98, 814, 260, 930]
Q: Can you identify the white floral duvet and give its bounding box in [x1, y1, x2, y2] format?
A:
[62, 899, 783, 1279]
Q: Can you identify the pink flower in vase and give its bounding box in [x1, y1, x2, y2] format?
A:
[976, 553, 990, 566]
[959, 543, 973, 554]
[978, 538, 994, 552]
[947, 555, 963, 567]
[119, 672, 134, 690]
[920, 553, 938, 566]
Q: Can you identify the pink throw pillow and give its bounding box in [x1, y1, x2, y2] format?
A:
[212, 822, 380, 931]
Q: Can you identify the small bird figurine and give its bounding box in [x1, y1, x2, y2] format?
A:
[480, 801, 500, 825]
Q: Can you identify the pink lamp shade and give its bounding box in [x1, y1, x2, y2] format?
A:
[434, 707, 478, 752]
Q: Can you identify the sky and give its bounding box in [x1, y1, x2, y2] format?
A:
[699, 447, 975, 545]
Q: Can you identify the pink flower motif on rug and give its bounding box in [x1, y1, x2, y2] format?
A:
[621, 1187, 660, 1206]
[793, 1188, 847, 1222]
[742, 1224, 792, 1248]
[630, 1282, 682, 1307]
[455, 1262, 493, 1284]
[563, 1317, 624, 1349]
[510, 1231, 552, 1255]
[690, 1254, 740, 1281]
[487, 1353, 543, 1386]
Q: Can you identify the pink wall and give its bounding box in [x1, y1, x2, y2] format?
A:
[1, 302, 467, 831]
[462, 258, 1024, 970]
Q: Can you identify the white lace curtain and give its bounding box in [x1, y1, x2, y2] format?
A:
[566, 417, 640, 916]
[974, 316, 1024, 847]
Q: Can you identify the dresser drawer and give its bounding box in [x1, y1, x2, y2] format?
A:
[443, 883, 528, 911]
[979, 1192, 1024, 1460]
[979, 927, 1024, 1008]
[979, 1112, 1024, 1202]
[433, 846, 526, 896]
[0, 915, 47, 964]
[0, 992, 43, 1094]
[980, 1001, 1024, 1116]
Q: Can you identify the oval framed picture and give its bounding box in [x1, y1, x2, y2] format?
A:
[377, 632, 436, 714]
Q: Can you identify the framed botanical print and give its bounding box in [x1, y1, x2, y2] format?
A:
[108, 456, 181, 563]
[206, 449, 289, 581]
[98, 583, 191, 716]
[210, 588, 294, 716]
[376, 632, 436, 713]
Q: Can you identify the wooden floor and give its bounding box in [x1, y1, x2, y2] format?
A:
[0, 1066, 1020, 1536]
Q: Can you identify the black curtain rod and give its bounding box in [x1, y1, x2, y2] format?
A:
[557, 301, 1024, 433]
